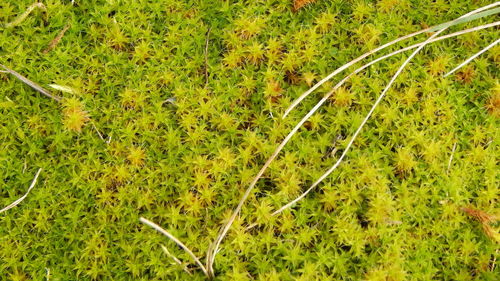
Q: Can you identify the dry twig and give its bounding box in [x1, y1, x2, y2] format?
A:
[461, 206, 499, 242]
[0, 64, 62, 102]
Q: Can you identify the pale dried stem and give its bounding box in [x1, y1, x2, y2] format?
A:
[0, 64, 62, 102]
[204, 27, 211, 86]
[92, 122, 105, 141]
[0, 168, 42, 214]
[139, 217, 209, 277]
[444, 38, 500, 77]
[161, 245, 193, 276]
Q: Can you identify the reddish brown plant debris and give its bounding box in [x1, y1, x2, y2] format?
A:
[462, 207, 496, 224]
[293, 0, 318, 12]
[43, 24, 71, 54]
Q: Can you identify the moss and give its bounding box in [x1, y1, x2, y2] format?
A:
[0, 0, 498, 280]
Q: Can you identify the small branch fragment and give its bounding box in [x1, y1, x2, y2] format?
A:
[461, 206, 497, 225]
[43, 24, 71, 54]
[0, 168, 42, 214]
[0, 64, 62, 102]
[323, 134, 344, 160]
[5, 2, 48, 28]
[91, 122, 111, 144]
[245, 222, 258, 231]
[163, 97, 177, 105]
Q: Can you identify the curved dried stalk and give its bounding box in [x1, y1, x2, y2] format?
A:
[282, 2, 500, 118]
[205, 4, 500, 275]
[0, 168, 42, 214]
[139, 217, 209, 277]
[444, 38, 500, 77]
[4, 2, 47, 28]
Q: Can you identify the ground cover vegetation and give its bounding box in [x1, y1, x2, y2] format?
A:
[0, 0, 499, 280]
